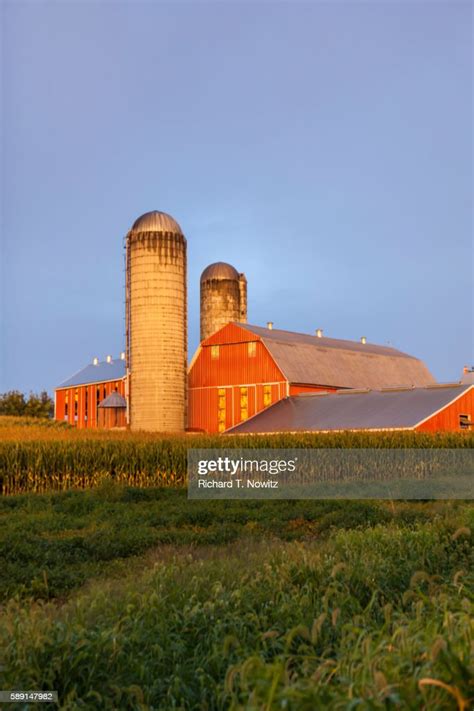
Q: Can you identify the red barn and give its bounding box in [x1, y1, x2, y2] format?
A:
[55, 356, 126, 428]
[188, 322, 435, 433]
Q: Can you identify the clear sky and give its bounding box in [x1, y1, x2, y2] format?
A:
[1, 0, 472, 395]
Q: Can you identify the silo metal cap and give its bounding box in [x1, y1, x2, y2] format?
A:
[200, 262, 240, 282]
[129, 210, 183, 235]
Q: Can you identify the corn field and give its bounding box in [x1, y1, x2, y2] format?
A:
[0, 417, 472, 495]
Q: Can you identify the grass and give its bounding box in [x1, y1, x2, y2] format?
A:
[1, 492, 472, 709]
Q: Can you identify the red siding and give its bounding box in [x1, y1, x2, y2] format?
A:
[188, 324, 288, 433]
[289, 384, 338, 396]
[188, 382, 288, 433]
[203, 322, 257, 346]
[189, 340, 284, 388]
[55, 379, 126, 429]
[416, 388, 474, 432]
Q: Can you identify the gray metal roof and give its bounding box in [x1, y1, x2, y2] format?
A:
[57, 359, 126, 388]
[201, 262, 239, 282]
[129, 210, 183, 235]
[239, 324, 435, 389]
[228, 384, 473, 433]
[98, 391, 127, 408]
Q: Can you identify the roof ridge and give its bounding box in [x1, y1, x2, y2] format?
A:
[238, 322, 410, 356]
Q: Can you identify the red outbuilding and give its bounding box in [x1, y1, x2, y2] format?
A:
[227, 383, 474, 434]
[55, 356, 126, 428]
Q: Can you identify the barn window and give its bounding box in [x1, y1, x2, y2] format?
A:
[64, 392, 69, 420]
[263, 384, 272, 407]
[248, 341, 256, 358]
[459, 414, 471, 430]
[217, 388, 226, 433]
[74, 390, 78, 422]
[240, 387, 248, 421]
[211, 345, 220, 360]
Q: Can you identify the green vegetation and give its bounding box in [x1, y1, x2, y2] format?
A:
[1, 422, 472, 495]
[1, 488, 472, 709]
[1, 422, 472, 708]
[0, 485, 444, 601]
[0, 391, 54, 418]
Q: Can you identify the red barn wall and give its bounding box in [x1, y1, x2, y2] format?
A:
[55, 379, 126, 428]
[188, 324, 342, 433]
[188, 326, 288, 432]
[189, 340, 284, 388]
[203, 322, 257, 346]
[416, 389, 474, 432]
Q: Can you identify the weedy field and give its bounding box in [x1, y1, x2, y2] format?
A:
[0, 418, 473, 710]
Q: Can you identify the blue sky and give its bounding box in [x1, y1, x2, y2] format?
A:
[1, 0, 472, 394]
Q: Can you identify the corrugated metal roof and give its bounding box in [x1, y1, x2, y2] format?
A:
[58, 359, 126, 388]
[129, 210, 183, 235]
[238, 324, 435, 389]
[98, 391, 127, 408]
[201, 262, 239, 281]
[228, 384, 472, 433]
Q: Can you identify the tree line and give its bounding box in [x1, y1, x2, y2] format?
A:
[0, 391, 54, 419]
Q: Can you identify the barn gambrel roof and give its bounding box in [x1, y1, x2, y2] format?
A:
[223, 323, 435, 390]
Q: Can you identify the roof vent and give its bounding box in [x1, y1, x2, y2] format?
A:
[120, 352, 126, 360]
[93, 357, 99, 366]
[316, 328, 323, 338]
[360, 336, 367, 344]
[267, 321, 273, 330]
[106, 355, 112, 363]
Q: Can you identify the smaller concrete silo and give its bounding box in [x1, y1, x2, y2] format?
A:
[200, 262, 248, 341]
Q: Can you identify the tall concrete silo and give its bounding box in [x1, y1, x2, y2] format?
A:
[200, 262, 247, 341]
[125, 210, 187, 432]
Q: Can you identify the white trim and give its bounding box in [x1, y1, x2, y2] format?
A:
[187, 345, 202, 374]
[56, 375, 126, 391]
[257, 337, 289, 383]
[413, 384, 473, 429]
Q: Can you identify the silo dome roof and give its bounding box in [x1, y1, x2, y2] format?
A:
[201, 262, 239, 282]
[130, 210, 183, 235]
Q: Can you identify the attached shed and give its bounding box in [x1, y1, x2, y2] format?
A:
[98, 391, 127, 428]
[227, 383, 474, 434]
[188, 322, 436, 433]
